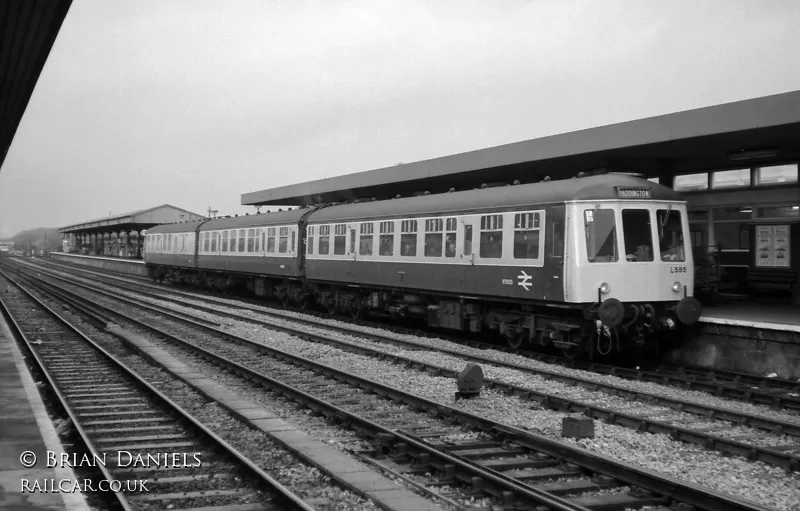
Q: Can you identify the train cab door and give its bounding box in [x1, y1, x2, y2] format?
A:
[545, 207, 567, 302]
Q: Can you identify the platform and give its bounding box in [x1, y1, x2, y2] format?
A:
[699, 302, 800, 333]
[48, 252, 147, 277]
[675, 301, 800, 379]
[0, 313, 89, 510]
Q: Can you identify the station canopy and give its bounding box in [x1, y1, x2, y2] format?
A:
[59, 205, 206, 236]
[0, 0, 73, 172]
[242, 89, 800, 207]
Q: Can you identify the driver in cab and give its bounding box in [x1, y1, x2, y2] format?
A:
[626, 244, 653, 262]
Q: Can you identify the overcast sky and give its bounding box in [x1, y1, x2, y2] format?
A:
[1, 0, 799, 237]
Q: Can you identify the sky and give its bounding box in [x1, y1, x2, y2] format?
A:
[1, 0, 799, 237]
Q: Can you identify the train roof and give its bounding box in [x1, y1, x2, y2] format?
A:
[146, 209, 306, 234]
[308, 174, 684, 223]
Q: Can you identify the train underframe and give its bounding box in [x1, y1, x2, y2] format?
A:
[148, 265, 687, 359]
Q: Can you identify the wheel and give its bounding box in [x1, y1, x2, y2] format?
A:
[327, 301, 338, 316]
[560, 346, 581, 359]
[507, 332, 529, 350]
[350, 302, 364, 320]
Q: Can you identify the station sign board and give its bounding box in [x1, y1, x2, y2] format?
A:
[616, 187, 651, 199]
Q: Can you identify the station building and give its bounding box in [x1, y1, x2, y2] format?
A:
[58, 204, 206, 258]
[242, 90, 800, 305]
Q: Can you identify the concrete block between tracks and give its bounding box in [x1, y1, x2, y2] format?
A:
[250, 418, 297, 432]
[226, 399, 276, 414]
[366, 489, 444, 511]
[236, 407, 279, 421]
[269, 429, 319, 447]
[335, 470, 401, 492]
[302, 450, 372, 474]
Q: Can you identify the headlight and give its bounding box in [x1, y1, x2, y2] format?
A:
[672, 281, 681, 292]
[599, 282, 610, 294]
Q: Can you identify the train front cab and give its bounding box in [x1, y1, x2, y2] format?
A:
[565, 199, 702, 339]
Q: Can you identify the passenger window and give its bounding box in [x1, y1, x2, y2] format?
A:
[247, 229, 255, 252]
[622, 209, 653, 262]
[379, 221, 394, 256]
[319, 225, 331, 255]
[255, 230, 261, 253]
[360, 223, 374, 256]
[267, 227, 276, 253]
[479, 215, 503, 258]
[238, 229, 246, 252]
[279, 227, 289, 253]
[401, 220, 418, 256]
[291, 230, 296, 253]
[333, 224, 347, 255]
[211, 232, 218, 253]
[513, 212, 540, 259]
[657, 208, 686, 262]
[349, 229, 356, 254]
[585, 209, 618, 262]
[307, 226, 315, 255]
[222, 231, 229, 252]
[203, 232, 210, 253]
[229, 230, 237, 252]
[424, 218, 443, 257]
[445, 218, 457, 258]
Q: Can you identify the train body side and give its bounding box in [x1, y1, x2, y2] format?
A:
[305, 204, 567, 303]
[144, 210, 307, 280]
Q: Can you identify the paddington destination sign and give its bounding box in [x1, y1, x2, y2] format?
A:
[616, 187, 652, 199]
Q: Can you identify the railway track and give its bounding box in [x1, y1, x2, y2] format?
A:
[0, 269, 334, 511]
[4, 262, 779, 511]
[15, 258, 800, 472]
[32, 257, 800, 410]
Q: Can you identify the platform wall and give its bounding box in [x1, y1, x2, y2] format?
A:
[50, 252, 148, 277]
[669, 323, 800, 379]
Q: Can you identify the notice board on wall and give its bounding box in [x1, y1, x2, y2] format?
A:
[755, 225, 791, 268]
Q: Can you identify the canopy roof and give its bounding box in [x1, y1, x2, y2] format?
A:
[309, 174, 682, 224]
[1, 1, 73, 172]
[59, 204, 206, 234]
[242, 90, 800, 207]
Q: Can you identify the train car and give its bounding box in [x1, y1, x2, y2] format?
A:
[144, 174, 701, 357]
[304, 174, 701, 357]
[0, 241, 12, 257]
[145, 209, 309, 300]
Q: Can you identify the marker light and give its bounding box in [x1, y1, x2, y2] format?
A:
[599, 283, 610, 294]
[672, 281, 682, 292]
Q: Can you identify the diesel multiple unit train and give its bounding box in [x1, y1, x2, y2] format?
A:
[145, 174, 702, 357]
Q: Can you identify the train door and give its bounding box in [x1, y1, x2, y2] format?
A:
[544, 206, 566, 301]
[459, 217, 478, 293]
[349, 224, 357, 259]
